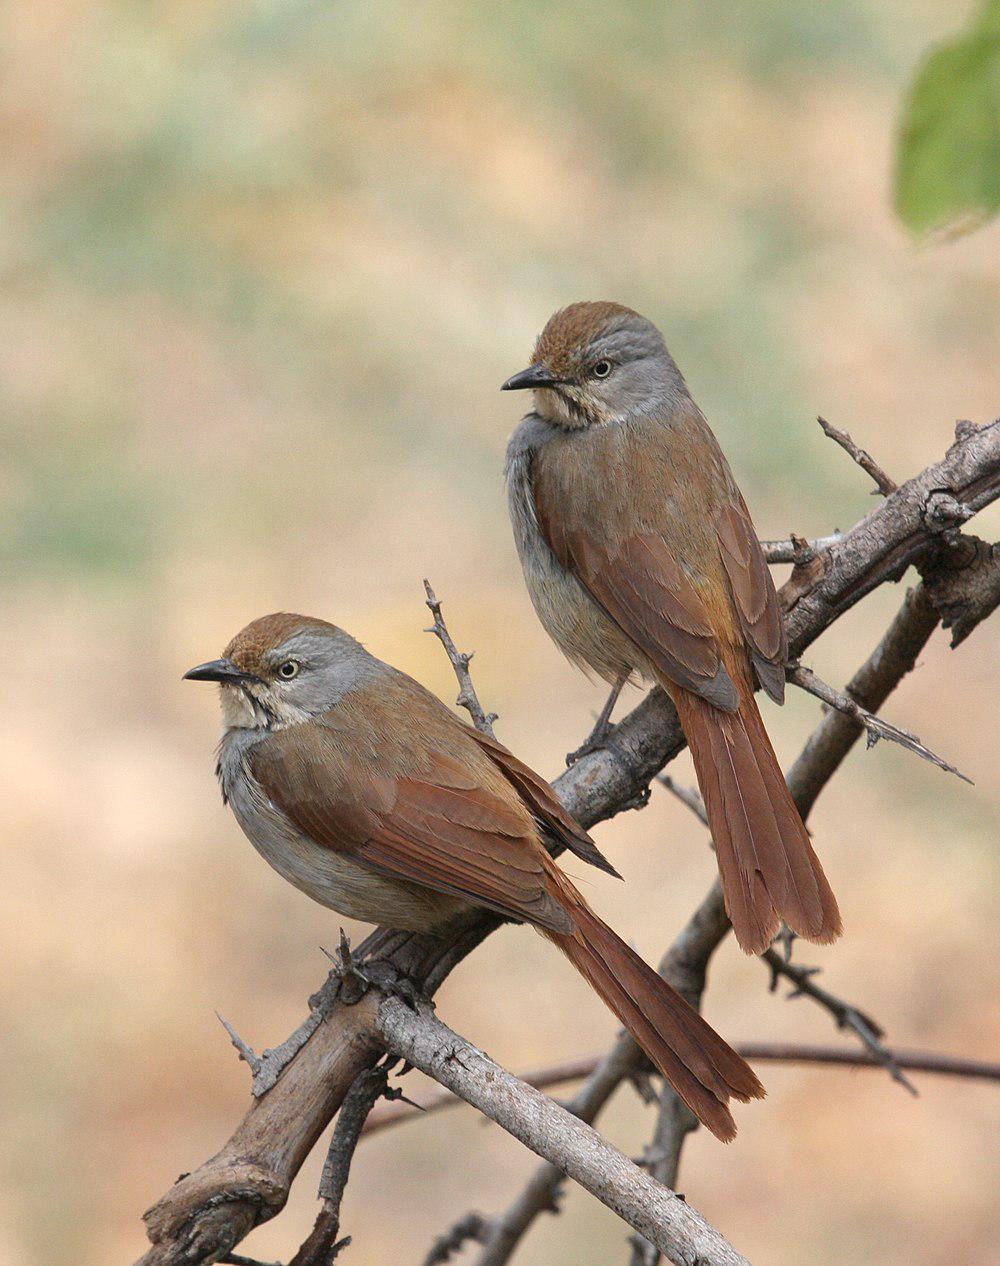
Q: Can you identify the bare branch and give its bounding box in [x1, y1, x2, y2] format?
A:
[287, 1065, 392, 1266]
[423, 580, 498, 737]
[760, 532, 844, 564]
[657, 775, 708, 827]
[361, 1042, 1000, 1140]
[760, 949, 917, 1094]
[375, 994, 755, 1266]
[420, 1212, 492, 1265]
[787, 663, 972, 784]
[818, 417, 898, 495]
[136, 421, 1000, 1266]
[736, 1044, 1000, 1079]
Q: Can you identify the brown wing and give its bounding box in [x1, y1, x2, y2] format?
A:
[465, 727, 621, 878]
[536, 479, 739, 711]
[716, 499, 787, 703]
[250, 723, 572, 933]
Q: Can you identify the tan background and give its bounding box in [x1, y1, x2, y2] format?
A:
[2, 2, 999, 1263]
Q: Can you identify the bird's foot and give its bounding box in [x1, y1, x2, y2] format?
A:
[565, 675, 628, 767]
[566, 718, 615, 767]
[328, 930, 431, 1009]
[353, 958, 430, 1010]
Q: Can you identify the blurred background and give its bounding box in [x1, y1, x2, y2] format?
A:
[2, 2, 998, 1263]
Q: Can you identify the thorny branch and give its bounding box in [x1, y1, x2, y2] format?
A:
[136, 419, 1000, 1266]
[760, 950, 917, 1094]
[787, 663, 971, 784]
[482, 520, 1000, 1264]
[424, 579, 498, 738]
[817, 416, 898, 495]
[286, 1065, 393, 1266]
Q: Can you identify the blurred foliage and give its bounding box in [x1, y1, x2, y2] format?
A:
[896, 0, 1000, 235]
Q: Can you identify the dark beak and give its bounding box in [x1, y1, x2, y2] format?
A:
[500, 363, 564, 392]
[183, 657, 259, 685]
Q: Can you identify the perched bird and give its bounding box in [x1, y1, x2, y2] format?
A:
[185, 612, 763, 1139]
[503, 302, 841, 955]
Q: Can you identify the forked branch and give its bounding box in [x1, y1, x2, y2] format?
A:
[135, 419, 1000, 1266]
[424, 579, 498, 738]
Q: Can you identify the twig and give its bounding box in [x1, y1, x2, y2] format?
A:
[288, 1066, 392, 1266]
[818, 417, 898, 495]
[785, 584, 941, 819]
[216, 1013, 263, 1078]
[423, 580, 498, 737]
[364, 1053, 608, 1136]
[760, 532, 844, 564]
[359, 1043, 1000, 1140]
[657, 775, 708, 827]
[787, 663, 972, 784]
[760, 950, 918, 1095]
[373, 997, 752, 1266]
[421, 1212, 492, 1265]
[734, 1044, 1000, 1078]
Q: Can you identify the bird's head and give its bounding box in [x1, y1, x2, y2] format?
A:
[184, 613, 374, 729]
[501, 301, 685, 430]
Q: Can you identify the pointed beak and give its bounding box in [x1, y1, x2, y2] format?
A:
[500, 363, 564, 392]
[183, 657, 260, 685]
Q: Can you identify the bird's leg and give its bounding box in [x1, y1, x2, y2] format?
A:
[566, 673, 628, 766]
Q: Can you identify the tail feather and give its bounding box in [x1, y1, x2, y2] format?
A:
[546, 899, 764, 1142]
[673, 686, 842, 955]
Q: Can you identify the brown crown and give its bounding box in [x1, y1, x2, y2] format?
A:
[533, 301, 639, 373]
[225, 612, 338, 674]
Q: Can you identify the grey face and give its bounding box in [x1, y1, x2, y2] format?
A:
[185, 626, 384, 730]
[503, 313, 689, 430]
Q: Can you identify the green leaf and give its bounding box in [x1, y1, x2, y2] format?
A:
[895, 0, 1000, 237]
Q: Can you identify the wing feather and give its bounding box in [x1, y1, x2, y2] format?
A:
[466, 728, 620, 878]
[250, 724, 572, 933]
[534, 476, 739, 711]
[716, 500, 787, 703]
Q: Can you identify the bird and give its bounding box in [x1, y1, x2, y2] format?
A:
[503, 301, 842, 956]
[184, 611, 764, 1140]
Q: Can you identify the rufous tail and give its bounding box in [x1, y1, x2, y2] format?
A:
[545, 893, 764, 1142]
[672, 685, 842, 956]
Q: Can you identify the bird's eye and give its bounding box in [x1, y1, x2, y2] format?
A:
[278, 660, 300, 680]
[592, 359, 612, 379]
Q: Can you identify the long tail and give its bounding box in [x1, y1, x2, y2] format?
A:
[545, 889, 764, 1142]
[672, 684, 842, 956]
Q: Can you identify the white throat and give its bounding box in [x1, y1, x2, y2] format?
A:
[219, 683, 311, 731]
